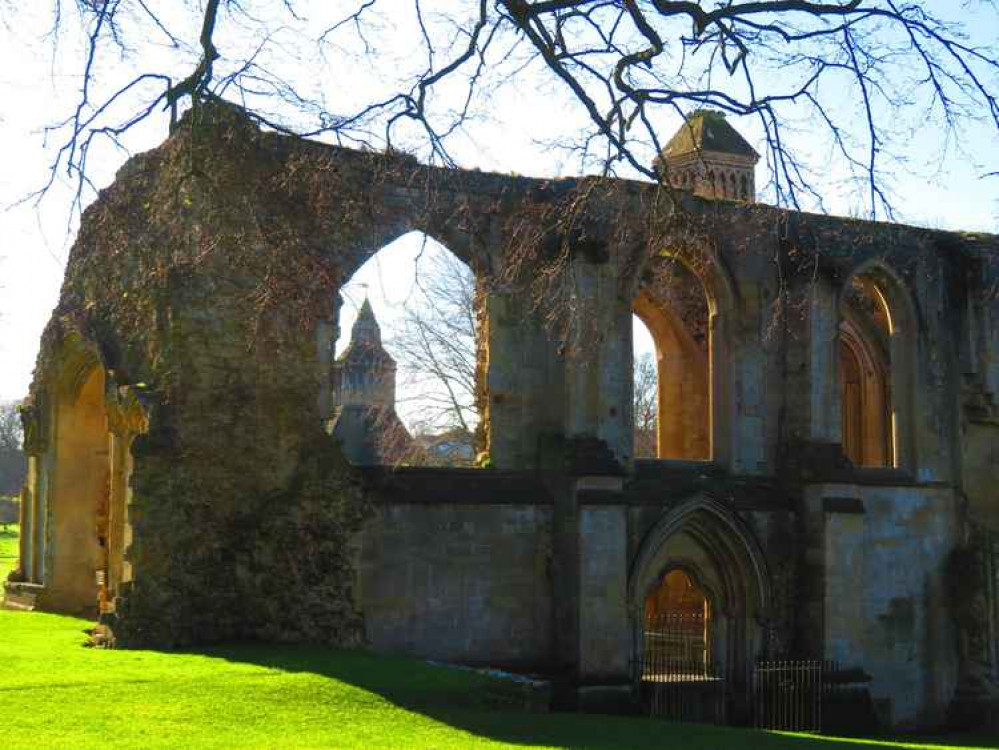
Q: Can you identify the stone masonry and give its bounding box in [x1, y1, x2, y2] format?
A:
[6, 102, 999, 731]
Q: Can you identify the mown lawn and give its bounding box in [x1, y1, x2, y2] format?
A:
[0, 524, 993, 749]
[0, 522, 17, 581]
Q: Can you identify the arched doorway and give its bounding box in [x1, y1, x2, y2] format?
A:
[641, 567, 719, 721]
[630, 494, 772, 722]
[644, 568, 712, 666]
[46, 362, 111, 614]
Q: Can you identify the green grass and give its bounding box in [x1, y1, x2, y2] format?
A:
[0, 522, 17, 581]
[0, 524, 993, 748]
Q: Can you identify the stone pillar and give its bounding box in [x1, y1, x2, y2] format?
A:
[564, 259, 632, 464]
[21, 405, 46, 585]
[781, 278, 841, 448]
[947, 525, 999, 730]
[547, 438, 631, 711]
[17, 481, 31, 582]
[809, 279, 842, 443]
[548, 472, 580, 687]
[577, 486, 631, 688]
[484, 290, 564, 470]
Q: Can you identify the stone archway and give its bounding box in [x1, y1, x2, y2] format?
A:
[632, 245, 741, 470]
[837, 260, 920, 472]
[629, 494, 772, 695]
[45, 360, 111, 615]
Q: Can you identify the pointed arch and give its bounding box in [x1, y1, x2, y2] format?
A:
[633, 247, 739, 467]
[629, 494, 772, 616]
[45, 336, 111, 614]
[838, 260, 918, 471]
[628, 493, 773, 676]
[329, 230, 483, 467]
[633, 290, 709, 460]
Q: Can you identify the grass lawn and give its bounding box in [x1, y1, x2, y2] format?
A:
[0, 524, 994, 749]
[0, 522, 17, 581]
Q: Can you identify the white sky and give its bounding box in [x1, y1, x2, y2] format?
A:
[1, 3, 997, 403]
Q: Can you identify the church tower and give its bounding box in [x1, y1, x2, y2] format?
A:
[328, 299, 412, 465]
[655, 110, 759, 202]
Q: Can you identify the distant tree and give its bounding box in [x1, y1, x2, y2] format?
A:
[633, 352, 658, 459]
[0, 497, 18, 530]
[0, 401, 26, 496]
[390, 249, 479, 443]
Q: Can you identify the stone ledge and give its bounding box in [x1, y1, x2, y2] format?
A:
[2, 581, 44, 611]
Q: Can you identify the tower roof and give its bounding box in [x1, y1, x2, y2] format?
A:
[661, 110, 759, 161]
[352, 297, 382, 346]
[337, 297, 394, 368]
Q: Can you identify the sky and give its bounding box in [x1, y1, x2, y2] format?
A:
[1, 2, 997, 406]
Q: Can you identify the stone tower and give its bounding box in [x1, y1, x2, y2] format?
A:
[655, 110, 759, 202]
[328, 299, 412, 464]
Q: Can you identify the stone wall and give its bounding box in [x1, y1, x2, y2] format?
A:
[807, 483, 961, 728]
[9, 102, 999, 730]
[357, 494, 553, 669]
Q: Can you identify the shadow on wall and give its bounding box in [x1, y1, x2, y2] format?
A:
[180, 642, 990, 750]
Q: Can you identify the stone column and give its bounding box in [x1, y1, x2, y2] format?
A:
[809, 278, 842, 443]
[563, 258, 633, 464]
[576, 483, 632, 710]
[484, 289, 565, 470]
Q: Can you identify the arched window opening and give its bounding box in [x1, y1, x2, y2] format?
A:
[633, 260, 711, 461]
[633, 315, 658, 459]
[740, 174, 749, 199]
[839, 275, 894, 467]
[330, 232, 482, 468]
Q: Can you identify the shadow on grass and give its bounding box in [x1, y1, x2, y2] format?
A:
[186, 642, 992, 750]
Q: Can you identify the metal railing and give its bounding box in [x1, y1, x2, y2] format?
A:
[752, 659, 826, 732]
[640, 613, 726, 724]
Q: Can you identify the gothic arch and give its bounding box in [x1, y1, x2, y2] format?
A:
[635, 248, 739, 467]
[327, 230, 485, 466]
[628, 493, 773, 676]
[837, 260, 919, 471]
[633, 290, 709, 460]
[44, 334, 111, 614]
[839, 316, 891, 466]
[17, 331, 148, 615]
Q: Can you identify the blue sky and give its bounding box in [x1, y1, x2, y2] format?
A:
[1, 2, 997, 403]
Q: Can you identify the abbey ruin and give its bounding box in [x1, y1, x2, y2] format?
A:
[5, 104, 999, 731]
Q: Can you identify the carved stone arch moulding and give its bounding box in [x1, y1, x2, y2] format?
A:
[839, 257, 921, 336]
[628, 492, 773, 619]
[641, 558, 722, 618]
[838, 258, 920, 472]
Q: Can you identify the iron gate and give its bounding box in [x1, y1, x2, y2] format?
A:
[640, 612, 727, 724]
[641, 617, 845, 732]
[751, 660, 824, 732]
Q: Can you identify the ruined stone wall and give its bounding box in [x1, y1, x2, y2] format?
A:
[803, 483, 961, 728]
[13, 104, 999, 731]
[357, 499, 553, 669]
[26, 106, 408, 644]
[645, 200, 982, 482]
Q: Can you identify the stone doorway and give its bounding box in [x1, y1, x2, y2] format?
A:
[640, 568, 726, 722]
[644, 569, 711, 667]
[630, 494, 773, 723]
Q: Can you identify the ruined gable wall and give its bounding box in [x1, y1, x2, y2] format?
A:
[29, 106, 415, 645]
